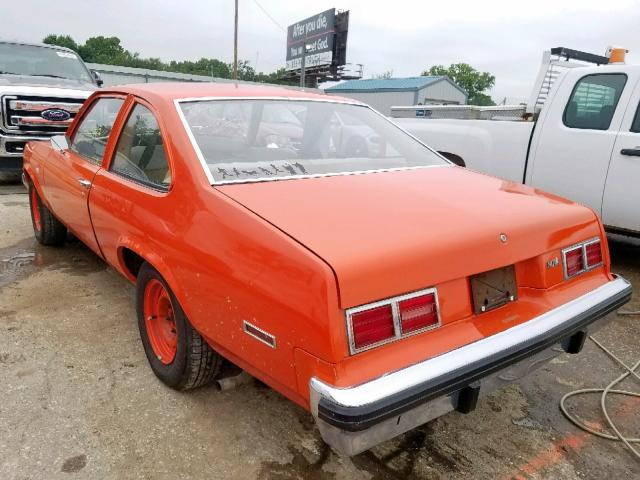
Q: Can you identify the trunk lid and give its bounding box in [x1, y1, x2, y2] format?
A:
[218, 167, 600, 307]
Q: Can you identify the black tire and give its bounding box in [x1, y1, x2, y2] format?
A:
[29, 182, 67, 246]
[136, 262, 222, 390]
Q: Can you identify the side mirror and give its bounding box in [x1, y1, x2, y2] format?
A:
[51, 135, 70, 152]
[91, 69, 104, 87]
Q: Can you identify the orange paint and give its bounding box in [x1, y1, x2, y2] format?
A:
[22, 83, 614, 412]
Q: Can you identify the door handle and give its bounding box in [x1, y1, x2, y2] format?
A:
[620, 148, 640, 157]
[78, 178, 91, 189]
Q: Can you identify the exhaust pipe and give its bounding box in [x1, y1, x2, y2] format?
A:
[216, 371, 253, 391]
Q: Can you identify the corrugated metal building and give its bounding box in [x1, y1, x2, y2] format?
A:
[324, 76, 467, 114]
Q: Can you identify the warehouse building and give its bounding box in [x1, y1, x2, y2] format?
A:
[324, 76, 468, 114]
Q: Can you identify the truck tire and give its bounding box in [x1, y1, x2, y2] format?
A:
[136, 262, 222, 390]
[29, 183, 67, 246]
[438, 151, 466, 167]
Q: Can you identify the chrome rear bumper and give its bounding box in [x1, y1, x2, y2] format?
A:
[310, 276, 632, 456]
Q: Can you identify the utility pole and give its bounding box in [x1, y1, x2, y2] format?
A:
[233, 0, 238, 80]
[300, 45, 306, 88]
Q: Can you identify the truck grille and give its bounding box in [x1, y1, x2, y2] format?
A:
[1, 95, 85, 136]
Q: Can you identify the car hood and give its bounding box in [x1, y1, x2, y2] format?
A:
[218, 166, 601, 307]
[0, 74, 96, 91]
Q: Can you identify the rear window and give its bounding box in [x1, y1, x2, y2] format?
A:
[178, 99, 447, 184]
[563, 73, 627, 130]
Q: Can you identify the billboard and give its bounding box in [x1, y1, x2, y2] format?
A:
[286, 9, 336, 71]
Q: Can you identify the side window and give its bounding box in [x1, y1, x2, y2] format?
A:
[70, 98, 124, 165]
[563, 74, 627, 130]
[631, 103, 640, 133]
[110, 104, 171, 189]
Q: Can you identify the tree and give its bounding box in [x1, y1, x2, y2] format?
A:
[42, 34, 79, 53]
[373, 69, 393, 79]
[78, 36, 127, 64]
[422, 63, 495, 106]
[40, 34, 296, 85]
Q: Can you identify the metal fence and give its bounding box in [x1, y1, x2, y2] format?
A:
[86, 63, 319, 93]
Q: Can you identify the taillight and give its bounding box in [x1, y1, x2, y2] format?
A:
[346, 288, 440, 354]
[562, 238, 604, 279]
[399, 294, 438, 334]
[350, 304, 395, 350]
[585, 240, 602, 267]
[564, 246, 585, 277]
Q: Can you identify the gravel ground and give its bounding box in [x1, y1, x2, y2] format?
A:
[0, 181, 638, 479]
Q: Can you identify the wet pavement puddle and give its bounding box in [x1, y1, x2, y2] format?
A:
[0, 236, 106, 289]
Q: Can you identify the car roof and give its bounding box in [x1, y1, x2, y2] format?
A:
[102, 82, 360, 105]
[0, 40, 76, 53]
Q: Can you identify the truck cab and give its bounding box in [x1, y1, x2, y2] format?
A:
[0, 41, 98, 172]
[396, 48, 640, 237]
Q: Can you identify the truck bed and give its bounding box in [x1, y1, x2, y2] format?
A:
[396, 118, 534, 182]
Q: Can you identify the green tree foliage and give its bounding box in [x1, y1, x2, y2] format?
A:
[422, 63, 496, 105]
[42, 34, 290, 84]
[42, 34, 80, 53]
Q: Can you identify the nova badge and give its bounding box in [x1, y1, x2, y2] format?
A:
[41, 109, 71, 122]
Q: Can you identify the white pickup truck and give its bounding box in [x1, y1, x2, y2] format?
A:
[396, 47, 640, 236]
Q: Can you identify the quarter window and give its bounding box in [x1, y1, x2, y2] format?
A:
[563, 74, 626, 130]
[70, 98, 124, 165]
[111, 104, 171, 188]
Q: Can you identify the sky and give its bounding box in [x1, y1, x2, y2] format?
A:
[3, 0, 640, 102]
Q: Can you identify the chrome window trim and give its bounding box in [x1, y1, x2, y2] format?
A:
[562, 237, 602, 280]
[345, 287, 441, 355]
[172, 97, 452, 186]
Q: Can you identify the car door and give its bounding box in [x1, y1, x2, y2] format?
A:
[526, 72, 630, 215]
[42, 96, 125, 254]
[601, 76, 640, 232]
[88, 100, 174, 273]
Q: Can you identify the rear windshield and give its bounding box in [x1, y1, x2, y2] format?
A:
[178, 99, 447, 184]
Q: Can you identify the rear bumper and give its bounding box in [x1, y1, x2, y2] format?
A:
[310, 275, 631, 456]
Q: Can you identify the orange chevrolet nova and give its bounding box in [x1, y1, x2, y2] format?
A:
[22, 83, 631, 455]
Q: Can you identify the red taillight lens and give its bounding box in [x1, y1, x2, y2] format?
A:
[564, 247, 584, 277]
[399, 294, 438, 333]
[350, 304, 395, 350]
[585, 241, 602, 267]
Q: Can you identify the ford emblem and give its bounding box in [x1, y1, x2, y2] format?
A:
[41, 109, 71, 122]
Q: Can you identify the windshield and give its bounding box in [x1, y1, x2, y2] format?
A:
[179, 99, 447, 184]
[0, 43, 91, 82]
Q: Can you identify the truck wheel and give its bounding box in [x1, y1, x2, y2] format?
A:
[136, 262, 222, 390]
[29, 183, 67, 246]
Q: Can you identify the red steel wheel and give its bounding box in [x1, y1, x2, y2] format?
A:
[136, 262, 222, 389]
[30, 187, 42, 232]
[143, 278, 178, 365]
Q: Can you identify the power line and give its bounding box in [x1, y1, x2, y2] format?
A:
[252, 0, 286, 32]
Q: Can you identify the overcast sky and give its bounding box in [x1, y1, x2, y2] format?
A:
[4, 0, 640, 101]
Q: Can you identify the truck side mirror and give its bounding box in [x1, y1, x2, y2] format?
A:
[91, 69, 104, 87]
[51, 135, 70, 152]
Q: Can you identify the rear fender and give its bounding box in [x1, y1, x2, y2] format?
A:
[115, 239, 184, 303]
